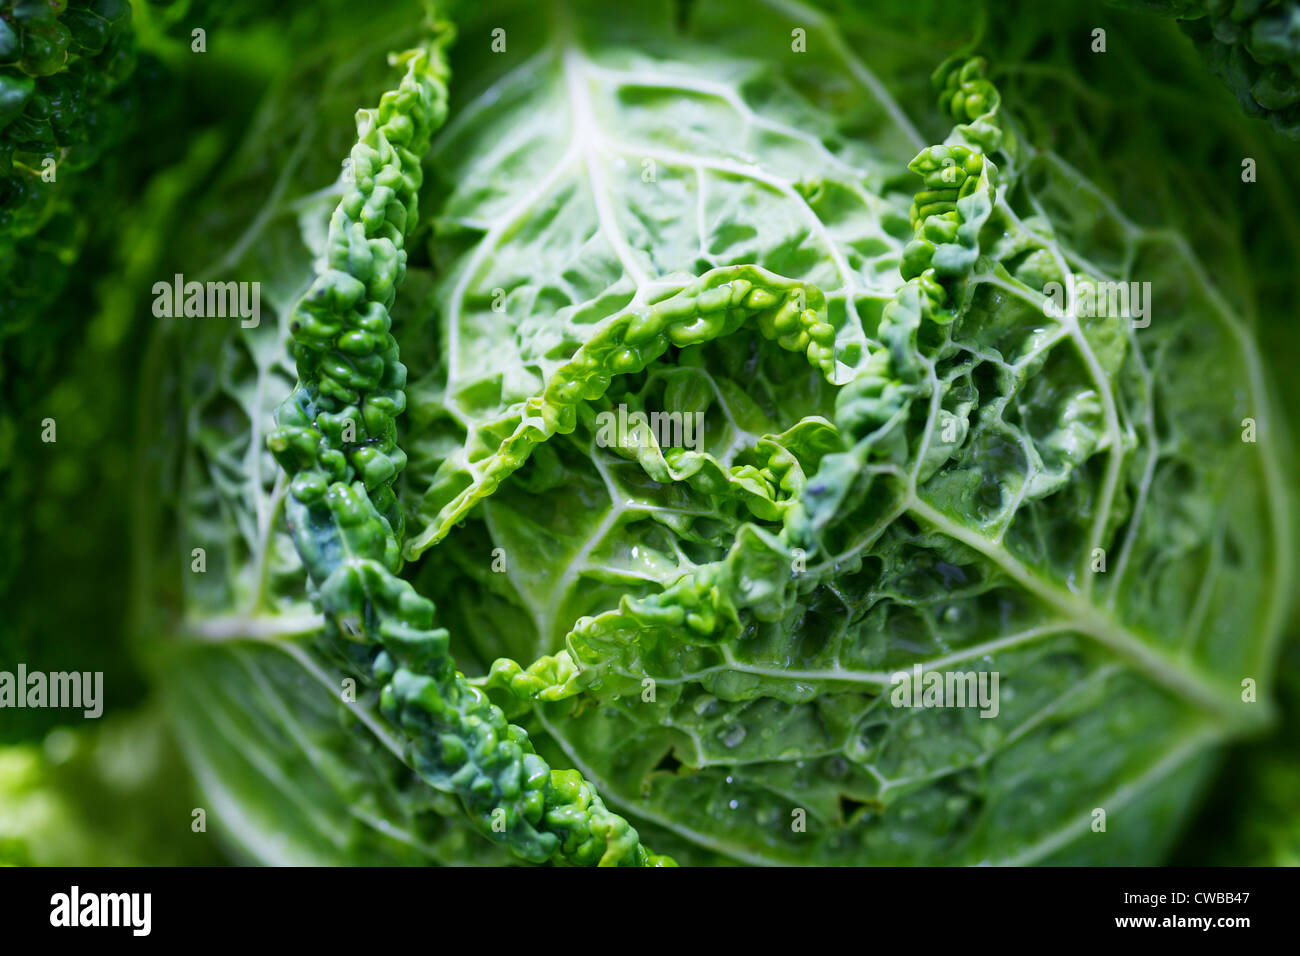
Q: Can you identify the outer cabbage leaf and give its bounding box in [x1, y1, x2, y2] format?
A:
[0, 706, 224, 866]
[1105, 0, 1300, 138]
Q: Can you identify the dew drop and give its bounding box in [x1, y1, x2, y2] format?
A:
[722, 724, 746, 748]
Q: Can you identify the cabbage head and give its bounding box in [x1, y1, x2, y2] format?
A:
[127, 0, 1295, 866]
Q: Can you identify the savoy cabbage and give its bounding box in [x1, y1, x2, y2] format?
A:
[3, 0, 1297, 866]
